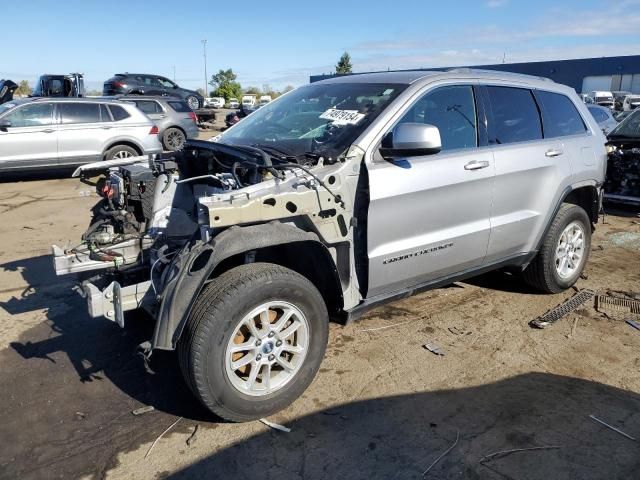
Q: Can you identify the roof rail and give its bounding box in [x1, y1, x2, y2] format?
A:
[446, 67, 554, 83]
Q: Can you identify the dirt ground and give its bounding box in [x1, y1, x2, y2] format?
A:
[1, 165, 640, 480]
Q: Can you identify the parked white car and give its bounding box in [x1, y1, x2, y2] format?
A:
[241, 95, 256, 108]
[623, 95, 640, 111]
[227, 98, 239, 109]
[590, 91, 614, 108]
[205, 97, 225, 108]
[258, 95, 272, 106]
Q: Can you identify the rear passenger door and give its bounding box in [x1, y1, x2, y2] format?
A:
[483, 85, 574, 263]
[366, 84, 495, 297]
[57, 103, 113, 165]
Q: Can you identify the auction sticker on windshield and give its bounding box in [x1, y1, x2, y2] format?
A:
[320, 108, 365, 125]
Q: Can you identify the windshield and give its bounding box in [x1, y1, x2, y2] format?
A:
[218, 82, 407, 161]
[609, 109, 640, 138]
[595, 96, 613, 103]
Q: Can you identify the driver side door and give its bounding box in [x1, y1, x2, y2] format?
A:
[366, 84, 495, 298]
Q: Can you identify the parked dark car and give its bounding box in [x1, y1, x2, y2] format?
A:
[33, 73, 85, 98]
[605, 109, 640, 204]
[0, 80, 18, 104]
[103, 74, 203, 110]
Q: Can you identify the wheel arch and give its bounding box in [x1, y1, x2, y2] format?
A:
[152, 222, 344, 350]
[103, 140, 143, 158]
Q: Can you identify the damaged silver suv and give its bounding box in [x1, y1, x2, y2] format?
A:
[54, 70, 606, 421]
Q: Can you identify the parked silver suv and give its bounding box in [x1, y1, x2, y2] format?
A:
[0, 98, 162, 172]
[117, 96, 199, 151]
[54, 69, 606, 422]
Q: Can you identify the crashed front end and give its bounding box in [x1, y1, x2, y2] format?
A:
[52, 141, 362, 343]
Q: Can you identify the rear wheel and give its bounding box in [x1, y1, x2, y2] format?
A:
[523, 203, 591, 293]
[162, 127, 186, 151]
[104, 145, 138, 160]
[178, 263, 329, 422]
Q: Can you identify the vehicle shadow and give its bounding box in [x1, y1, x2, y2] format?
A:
[462, 269, 544, 294]
[0, 168, 76, 183]
[166, 373, 640, 480]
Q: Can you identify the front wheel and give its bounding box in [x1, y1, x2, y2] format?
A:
[186, 95, 200, 110]
[178, 263, 329, 422]
[523, 203, 591, 293]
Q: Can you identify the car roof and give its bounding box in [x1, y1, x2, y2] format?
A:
[313, 68, 556, 89]
[5, 97, 129, 105]
[116, 95, 185, 102]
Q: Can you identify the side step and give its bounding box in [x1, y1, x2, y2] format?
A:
[529, 289, 596, 329]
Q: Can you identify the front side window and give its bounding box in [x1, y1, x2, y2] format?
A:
[397, 85, 477, 151]
[537, 91, 587, 138]
[4, 103, 54, 127]
[218, 82, 407, 161]
[157, 77, 176, 88]
[59, 103, 103, 124]
[486, 86, 542, 144]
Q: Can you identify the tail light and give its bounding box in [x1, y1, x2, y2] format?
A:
[189, 111, 197, 122]
[113, 81, 125, 88]
[149, 125, 159, 135]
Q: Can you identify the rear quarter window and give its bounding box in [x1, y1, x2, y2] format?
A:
[134, 100, 163, 114]
[108, 104, 131, 121]
[536, 91, 587, 138]
[167, 101, 191, 113]
[486, 86, 543, 144]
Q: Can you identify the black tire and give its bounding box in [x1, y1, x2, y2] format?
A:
[104, 144, 138, 160]
[523, 203, 591, 293]
[185, 95, 200, 110]
[178, 263, 329, 422]
[162, 127, 186, 151]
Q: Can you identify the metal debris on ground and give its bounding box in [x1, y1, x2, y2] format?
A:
[596, 294, 640, 316]
[423, 343, 446, 356]
[145, 417, 183, 459]
[186, 424, 199, 446]
[529, 289, 596, 329]
[589, 415, 636, 441]
[259, 418, 291, 433]
[75, 411, 87, 419]
[422, 429, 459, 477]
[626, 319, 640, 331]
[479, 445, 561, 464]
[132, 405, 155, 416]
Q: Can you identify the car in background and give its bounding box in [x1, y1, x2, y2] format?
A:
[623, 94, 640, 111]
[258, 95, 272, 106]
[590, 91, 614, 109]
[587, 104, 618, 134]
[0, 79, 18, 104]
[579, 93, 593, 104]
[0, 97, 161, 172]
[33, 73, 85, 99]
[118, 96, 198, 151]
[103, 74, 204, 110]
[612, 91, 632, 111]
[605, 109, 640, 204]
[205, 97, 225, 108]
[227, 98, 239, 108]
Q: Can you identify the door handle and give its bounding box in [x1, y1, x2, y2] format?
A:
[464, 160, 490, 170]
[545, 149, 563, 157]
[42, 129, 55, 133]
[101, 126, 113, 130]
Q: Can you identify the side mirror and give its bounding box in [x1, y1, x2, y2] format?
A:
[0, 119, 11, 131]
[380, 123, 442, 159]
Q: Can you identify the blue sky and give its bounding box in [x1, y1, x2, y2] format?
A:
[2, 0, 639, 92]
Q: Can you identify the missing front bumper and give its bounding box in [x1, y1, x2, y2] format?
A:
[82, 280, 154, 327]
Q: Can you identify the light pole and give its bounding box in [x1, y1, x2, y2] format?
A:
[201, 39, 208, 98]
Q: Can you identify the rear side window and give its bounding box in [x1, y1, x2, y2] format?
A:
[537, 91, 587, 138]
[486, 86, 542, 144]
[134, 100, 163, 114]
[108, 104, 131, 121]
[59, 103, 102, 124]
[167, 101, 191, 113]
[397, 85, 477, 151]
[588, 106, 608, 123]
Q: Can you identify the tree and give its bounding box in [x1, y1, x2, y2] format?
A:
[209, 68, 242, 100]
[15, 80, 31, 97]
[244, 86, 261, 96]
[283, 85, 295, 93]
[335, 52, 353, 74]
